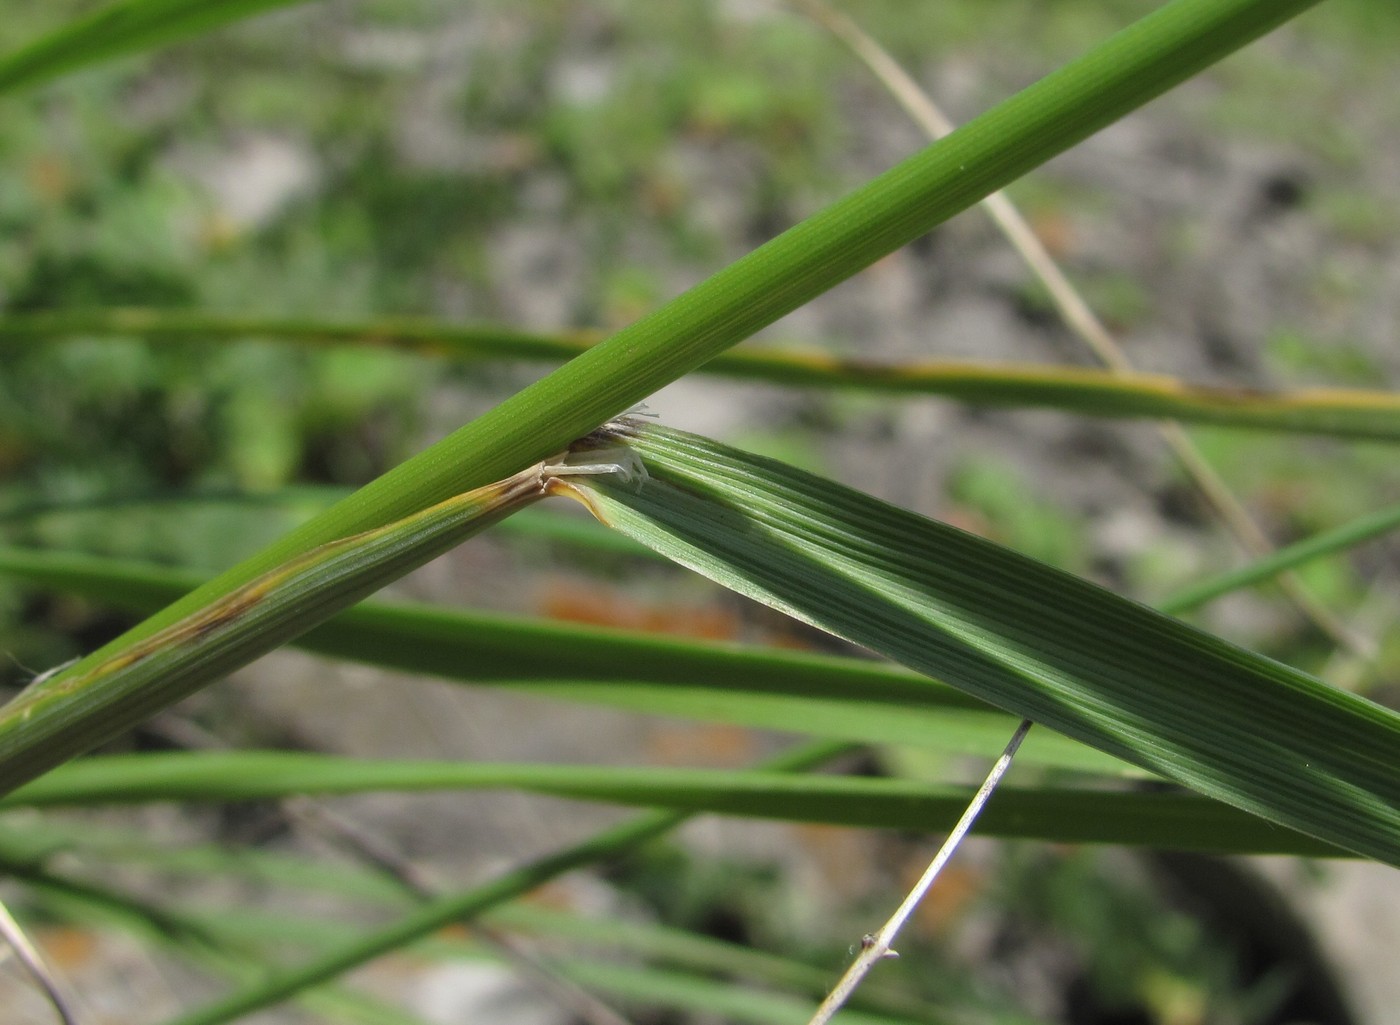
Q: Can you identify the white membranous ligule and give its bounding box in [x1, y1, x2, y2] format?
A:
[541, 446, 649, 488]
[540, 405, 657, 488]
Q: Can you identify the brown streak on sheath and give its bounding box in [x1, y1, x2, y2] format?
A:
[12, 466, 548, 708]
[40, 577, 277, 699]
[182, 577, 275, 643]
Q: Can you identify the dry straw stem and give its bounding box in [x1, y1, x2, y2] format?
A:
[791, 0, 1372, 659]
[0, 895, 79, 1025]
[807, 719, 1032, 1025]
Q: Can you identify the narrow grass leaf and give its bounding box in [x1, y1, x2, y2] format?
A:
[14, 866, 927, 1025]
[152, 740, 844, 1025]
[488, 905, 942, 1022]
[7, 310, 1399, 440]
[1159, 501, 1400, 614]
[4, 863, 433, 1025]
[0, 816, 934, 1021]
[551, 424, 1400, 865]
[0, 817, 412, 906]
[1, 750, 1343, 857]
[0, 0, 314, 96]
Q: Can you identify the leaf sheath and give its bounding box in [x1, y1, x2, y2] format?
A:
[0, 467, 547, 795]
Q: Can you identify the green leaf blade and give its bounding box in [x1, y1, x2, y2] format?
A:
[2, 751, 1345, 858]
[0, 0, 312, 97]
[562, 424, 1400, 865]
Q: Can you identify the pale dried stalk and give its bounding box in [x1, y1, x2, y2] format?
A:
[0, 894, 79, 1025]
[806, 720, 1032, 1025]
[791, 0, 1373, 659]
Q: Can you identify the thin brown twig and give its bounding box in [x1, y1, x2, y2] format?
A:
[790, 0, 1373, 659]
[806, 720, 1033, 1025]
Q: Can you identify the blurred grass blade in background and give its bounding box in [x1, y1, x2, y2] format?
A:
[549, 423, 1400, 865]
[7, 310, 1400, 439]
[154, 740, 846, 1025]
[1157, 501, 1400, 614]
[0, 749, 1348, 857]
[0, 816, 936, 1021]
[0, 0, 313, 96]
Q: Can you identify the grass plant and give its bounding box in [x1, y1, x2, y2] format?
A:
[0, 0, 1396, 1022]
